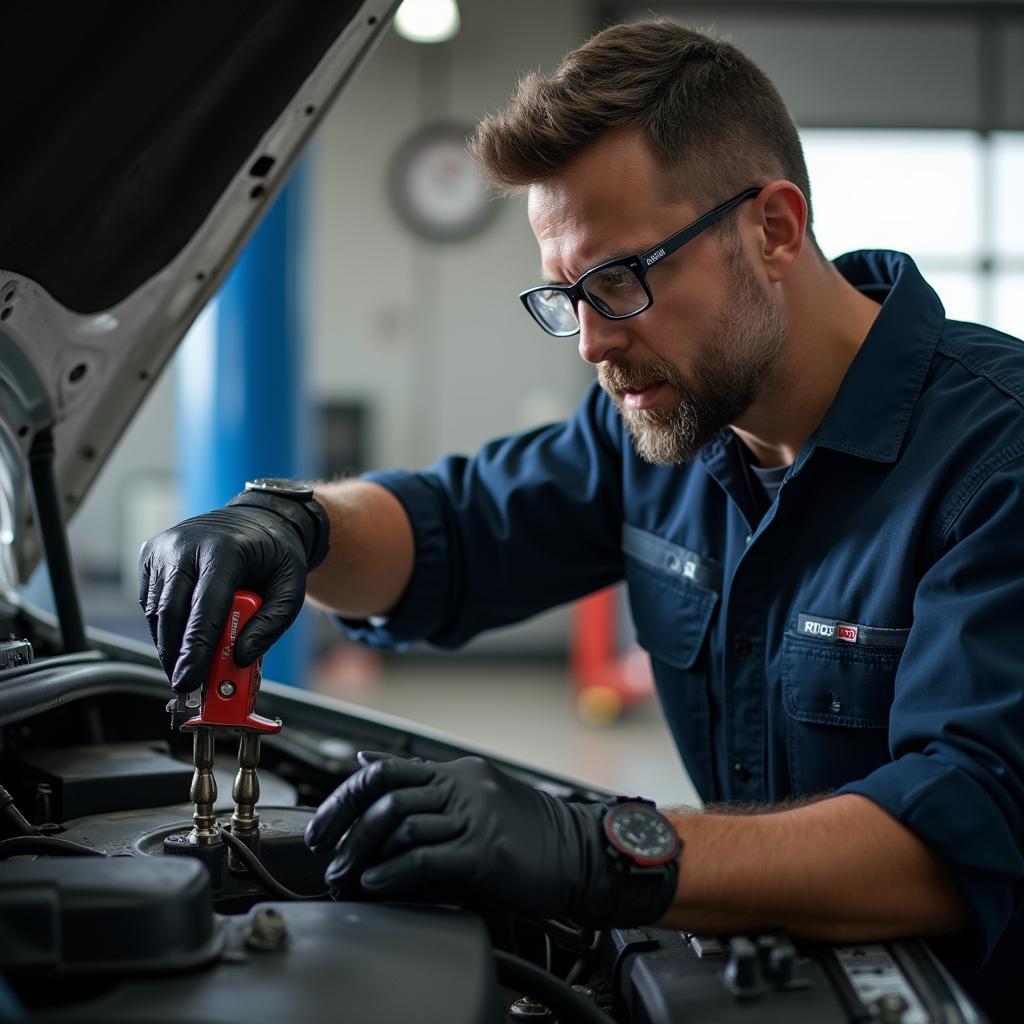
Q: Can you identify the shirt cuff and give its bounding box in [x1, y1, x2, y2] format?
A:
[334, 469, 452, 649]
[837, 754, 1024, 973]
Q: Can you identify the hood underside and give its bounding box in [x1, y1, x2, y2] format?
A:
[0, 0, 396, 587]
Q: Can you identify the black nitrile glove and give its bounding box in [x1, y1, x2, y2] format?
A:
[304, 752, 679, 928]
[138, 496, 324, 694]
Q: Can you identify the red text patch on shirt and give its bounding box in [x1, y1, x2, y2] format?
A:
[836, 624, 859, 643]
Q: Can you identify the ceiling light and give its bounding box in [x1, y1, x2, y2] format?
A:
[393, 0, 460, 44]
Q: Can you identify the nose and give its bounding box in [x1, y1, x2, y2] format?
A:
[576, 302, 630, 365]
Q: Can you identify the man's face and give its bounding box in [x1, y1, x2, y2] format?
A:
[528, 130, 788, 464]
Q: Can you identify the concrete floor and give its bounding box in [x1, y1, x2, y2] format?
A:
[310, 654, 702, 809]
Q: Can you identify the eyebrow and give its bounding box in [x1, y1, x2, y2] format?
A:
[540, 248, 635, 286]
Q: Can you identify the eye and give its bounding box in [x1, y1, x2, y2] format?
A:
[595, 266, 632, 289]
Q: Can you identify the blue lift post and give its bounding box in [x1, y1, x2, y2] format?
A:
[176, 169, 315, 687]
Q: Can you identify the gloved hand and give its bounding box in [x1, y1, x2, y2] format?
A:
[138, 497, 322, 694]
[304, 752, 680, 928]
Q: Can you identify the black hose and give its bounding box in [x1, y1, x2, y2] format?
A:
[0, 835, 107, 858]
[542, 917, 600, 954]
[493, 949, 615, 1024]
[0, 785, 36, 837]
[565, 956, 590, 988]
[217, 827, 328, 901]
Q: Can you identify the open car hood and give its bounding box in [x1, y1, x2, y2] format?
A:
[0, 0, 396, 591]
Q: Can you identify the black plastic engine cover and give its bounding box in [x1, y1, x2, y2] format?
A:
[8, 742, 194, 821]
[15, 900, 504, 1024]
[0, 857, 218, 974]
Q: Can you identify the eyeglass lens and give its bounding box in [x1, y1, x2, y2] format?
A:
[527, 264, 650, 334]
[582, 265, 648, 317]
[528, 289, 580, 335]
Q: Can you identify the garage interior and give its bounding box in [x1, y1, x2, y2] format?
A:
[3, 2, 1024, 1021]
[29, 0, 1024, 809]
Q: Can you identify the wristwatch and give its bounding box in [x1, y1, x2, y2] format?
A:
[245, 478, 316, 500]
[227, 478, 331, 570]
[603, 797, 682, 872]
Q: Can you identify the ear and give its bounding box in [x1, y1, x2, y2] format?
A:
[752, 180, 808, 283]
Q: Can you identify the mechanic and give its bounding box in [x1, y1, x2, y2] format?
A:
[139, 20, 1023, 1019]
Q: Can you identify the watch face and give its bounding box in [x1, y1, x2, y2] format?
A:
[245, 478, 313, 498]
[605, 804, 680, 866]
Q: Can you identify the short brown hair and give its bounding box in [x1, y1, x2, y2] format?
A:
[471, 18, 817, 245]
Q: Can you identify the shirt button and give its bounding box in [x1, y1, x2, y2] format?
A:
[733, 634, 752, 659]
[745, 534, 753, 545]
[733, 762, 751, 782]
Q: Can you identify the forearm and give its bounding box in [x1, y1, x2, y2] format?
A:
[658, 794, 968, 942]
[306, 480, 414, 618]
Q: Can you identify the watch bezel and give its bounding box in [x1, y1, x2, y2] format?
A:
[603, 801, 681, 868]
[244, 477, 314, 500]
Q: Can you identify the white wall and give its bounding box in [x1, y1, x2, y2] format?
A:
[306, 1, 592, 472]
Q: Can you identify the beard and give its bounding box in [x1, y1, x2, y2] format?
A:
[598, 246, 788, 464]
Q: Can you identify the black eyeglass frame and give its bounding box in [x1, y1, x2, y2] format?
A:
[519, 186, 763, 337]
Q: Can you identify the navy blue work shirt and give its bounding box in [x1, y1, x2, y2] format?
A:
[341, 250, 1024, 1013]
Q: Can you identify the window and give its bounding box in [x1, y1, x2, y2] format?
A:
[802, 129, 1024, 335]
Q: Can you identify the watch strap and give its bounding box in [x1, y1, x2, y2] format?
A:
[564, 799, 681, 928]
[227, 489, 331, 571]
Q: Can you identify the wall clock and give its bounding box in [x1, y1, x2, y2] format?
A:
[388, 123, 501, 243]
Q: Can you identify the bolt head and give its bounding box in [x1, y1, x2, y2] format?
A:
[218, 680, 236, 698]
[508, 996, 553, 1019]
[246, 906, 288, 951]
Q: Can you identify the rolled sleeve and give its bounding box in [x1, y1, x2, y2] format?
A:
[838, 757, 1023, 970]
[336, 382, 625, 651]
[841, 453, 1024, 972]
[336, 469, 454, 648]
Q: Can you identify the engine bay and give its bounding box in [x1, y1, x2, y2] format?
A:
[0, 649, 989, 1024]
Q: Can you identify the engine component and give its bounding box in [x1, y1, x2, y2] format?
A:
[244, 906, 288, 951]
[604, 926, 987, 1024]
[6, 741, 193, 822]
[60, 804, 329, 903]
[0, 638, 33, 671]
[187, 725, 220, 845]
[0, 857, 219, 974]
[5, 898, 504, 1024]
[0, 782, 34, 835]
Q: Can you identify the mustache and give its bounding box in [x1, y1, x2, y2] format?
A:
[599, 357, 680, 393]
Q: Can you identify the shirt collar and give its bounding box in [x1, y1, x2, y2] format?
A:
[804, 249, 945, 464]
[698, 250, 945, 475]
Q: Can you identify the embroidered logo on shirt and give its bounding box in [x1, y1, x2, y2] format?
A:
[795, 613, 908, 650]
[801, 616, 836, 637]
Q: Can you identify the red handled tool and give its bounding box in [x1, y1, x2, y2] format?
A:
[175, 590, 281, 855]
[182, 590, 282, 734]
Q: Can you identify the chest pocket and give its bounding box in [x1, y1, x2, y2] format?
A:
[622, 525, 721, 801]
[781, 612, 909, 794]
[621, 524, 720, 667]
